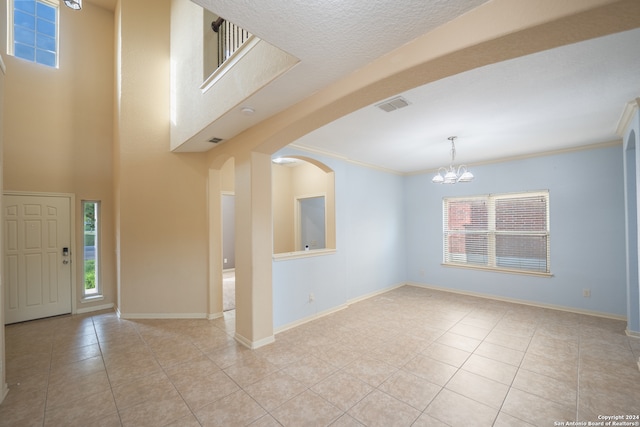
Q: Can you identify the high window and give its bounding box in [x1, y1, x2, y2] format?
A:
[9, 0, 59, 67]
[443, 191, 550, 275]
[83, 201, 101, 297]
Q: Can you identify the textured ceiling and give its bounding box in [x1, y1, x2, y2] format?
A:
[186, 2, 640, 172]
[294, 28, 640, 173]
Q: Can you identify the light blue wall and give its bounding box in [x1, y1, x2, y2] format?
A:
[272, 144, 627, 329]
[623, 108, 640, 333]
[272, 148, 406, 329]
[405, 145, 627, 317]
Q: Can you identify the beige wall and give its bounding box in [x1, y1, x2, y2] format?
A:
[273, 161, 336, 253]
[116, 0, 208, 316]
[2, 2, 116, 312]
[0, 53, 6, 403]
[169, 0, 297, 151]
[272, 164, 293, 253]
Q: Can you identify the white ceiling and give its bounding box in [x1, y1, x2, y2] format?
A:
[93, 1, 640, 173]
[294, 27, 640, 173]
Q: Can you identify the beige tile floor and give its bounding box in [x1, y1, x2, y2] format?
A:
[2, 285, 640, 426]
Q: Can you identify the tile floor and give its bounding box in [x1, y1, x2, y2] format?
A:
[1, 285, 640, 426]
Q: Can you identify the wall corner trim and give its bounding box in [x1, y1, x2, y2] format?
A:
[616, 98, 640, 136]
[408, 282, 627, 321]
[626, 329, 640, 339]
[76, 303, 114, 315]
[0, 383, 8, 405]
[0, 55, 5, 75]
[234, 332, 275, 349]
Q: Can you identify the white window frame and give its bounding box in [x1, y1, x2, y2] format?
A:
[7, 0, 60, 68]
[82, 200, 102, 299]
[442, 190, 551, 276]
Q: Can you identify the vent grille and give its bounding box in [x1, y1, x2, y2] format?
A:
[376, 96, 410, 112]
[208, 137, 224, 144]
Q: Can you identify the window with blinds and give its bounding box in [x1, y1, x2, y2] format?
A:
[443, 191, 550, 274]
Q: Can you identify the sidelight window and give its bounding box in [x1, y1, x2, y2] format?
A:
[83, 201, 101, 297]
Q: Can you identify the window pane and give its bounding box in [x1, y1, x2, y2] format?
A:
[446, 231, 488, 265]
[496, 196, 547, 232]
[15, 43, 35, 61]
[15, 26, 35, 45]
[14, 10, 35, 29]
[15, 0, 36, 14]
[36, 34, 55, 51]
[36, 1, 55, 21]
[83, 202, 100, 296]
[496, 234, 548, 272]
[447, 200, 488, 231]
[37, 17, 55, 37]
[36, 49, 56, 67]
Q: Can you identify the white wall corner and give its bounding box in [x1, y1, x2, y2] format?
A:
[616, 97, 640, 137]
[208, 311, 224, 320]
[234, 332, 275, 349]
[626, 329, 640, 339]
[76, 303, 114, 315]
[0, 382, 8, 405]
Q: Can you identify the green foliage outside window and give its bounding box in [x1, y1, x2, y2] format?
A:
[85, 260, 96, 290]
[83, 201, 98, 293]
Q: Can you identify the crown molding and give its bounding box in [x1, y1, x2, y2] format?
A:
[290, 139, 622, 177]
[288, 143, 404, 175]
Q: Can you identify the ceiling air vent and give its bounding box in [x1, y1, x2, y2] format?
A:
[208, 137, 224, 144]
[376, 96, 410, 112]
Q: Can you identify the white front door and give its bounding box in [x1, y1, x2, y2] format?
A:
[4, 194, 72, 324]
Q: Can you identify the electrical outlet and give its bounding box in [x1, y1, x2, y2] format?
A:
[223, 258, 228, 264]
[583, 288, 591, 298]
[309, 293, 315, 303]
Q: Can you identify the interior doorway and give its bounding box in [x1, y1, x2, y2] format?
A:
[222, 193, 235, 311]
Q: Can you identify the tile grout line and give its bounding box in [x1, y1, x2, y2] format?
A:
[40, 326, 54, 427]
[91, 314, 125, 427]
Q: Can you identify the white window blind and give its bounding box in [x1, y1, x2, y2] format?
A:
[443, 191, 550, 274]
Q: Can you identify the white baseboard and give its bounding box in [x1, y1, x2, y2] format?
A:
[274, 303, 349, 335]
[408, 282, 626, 321]
[347, 282, 405, 305]
[627, 329, 640, 339]
[76, 303, 114, 315]
[234, 332, 275, 349]
[274, 282, 405, 335]
[118, 312, 208, 320]
[208, 312, 224, 320]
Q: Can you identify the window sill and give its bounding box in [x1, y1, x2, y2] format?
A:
[81, 295, 104, 303]
[442, 262, 553, 278]
[273, 248, 336, 261]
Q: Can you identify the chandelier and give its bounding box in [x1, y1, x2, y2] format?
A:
[432, 136, 474, 184]
[64, 0, 82, 10]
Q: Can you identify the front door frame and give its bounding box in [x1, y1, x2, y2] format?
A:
[3, 191, 77, 319]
